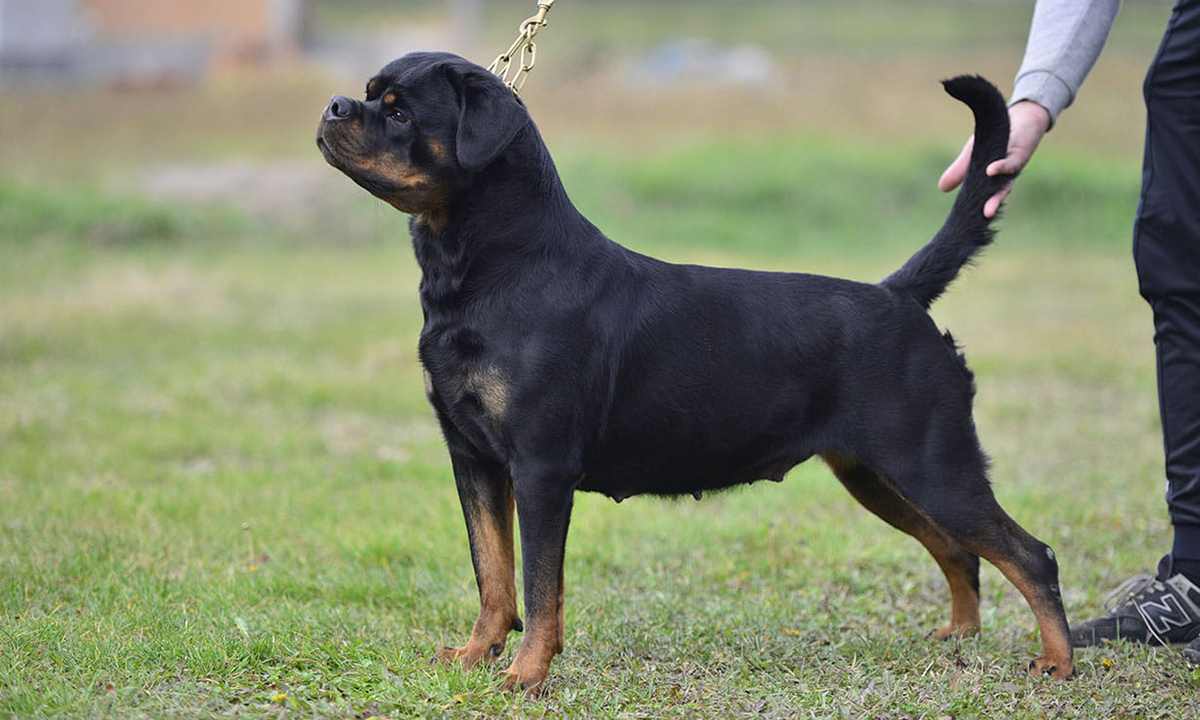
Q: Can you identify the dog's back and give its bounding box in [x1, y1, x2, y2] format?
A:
[582, 74, 1014, 499]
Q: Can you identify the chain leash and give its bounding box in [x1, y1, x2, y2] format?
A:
[487, 0, 556, 95]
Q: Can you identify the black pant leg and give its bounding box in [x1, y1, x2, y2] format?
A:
[1134, 0, 1200, 539]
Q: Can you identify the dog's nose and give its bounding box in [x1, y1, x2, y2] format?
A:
[323, 95, 358, 122]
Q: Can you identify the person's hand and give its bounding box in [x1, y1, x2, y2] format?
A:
[937, 100, 1053, 218]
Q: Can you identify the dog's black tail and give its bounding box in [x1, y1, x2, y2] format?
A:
[881, 75, 1013, 309]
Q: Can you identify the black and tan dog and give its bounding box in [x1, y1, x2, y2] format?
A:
[316, 52, 1073, 693]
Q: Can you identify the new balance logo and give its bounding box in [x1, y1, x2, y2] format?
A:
[1139, 595, 1192, 634]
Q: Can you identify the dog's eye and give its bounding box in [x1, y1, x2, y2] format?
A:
[387, 109, 410, 124]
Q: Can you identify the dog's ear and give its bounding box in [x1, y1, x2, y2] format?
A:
[447, 65, 530, 172]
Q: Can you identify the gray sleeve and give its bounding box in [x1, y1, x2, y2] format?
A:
[1011, 0, 1122, 127]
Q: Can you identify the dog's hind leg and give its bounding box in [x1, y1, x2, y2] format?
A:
[884, 443, 1074, 680]
[822, 453, 981, 640]
[939, 497, 1074, 679]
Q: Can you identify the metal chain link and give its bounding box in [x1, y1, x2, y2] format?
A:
[487, 0, 555, 95]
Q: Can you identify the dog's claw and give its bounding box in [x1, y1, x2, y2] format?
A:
[499, 670, 545, 698]
[433, 646, 460, 666]
[1027, 656, 1073, 680]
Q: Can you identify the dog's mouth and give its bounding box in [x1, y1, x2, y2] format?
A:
[317, 139, 438, 214]
[316, 117, 447, 215]
[316, 126, 371, 185]
[315, 121, 340, 166]
[316, 137, 346, 176]
[316, 116, 363, 169]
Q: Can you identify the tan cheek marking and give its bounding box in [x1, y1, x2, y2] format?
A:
[356, 155, 427, 186]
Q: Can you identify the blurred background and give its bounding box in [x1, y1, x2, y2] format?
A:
[3, 3, 1191, 716]
[0, 0, 1170, 254]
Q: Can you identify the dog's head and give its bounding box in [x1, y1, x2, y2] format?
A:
[316, 52, 531, 214]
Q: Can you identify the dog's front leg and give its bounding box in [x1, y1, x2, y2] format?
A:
[500, 470, 575, 696]
[434, 455, 521, 668]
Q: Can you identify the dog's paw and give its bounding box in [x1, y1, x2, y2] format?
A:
[1026, 655, 1074, 680]
[499, 661, 548, 698]
[431, 640, 506, 669]
[929, 621, 981, 641]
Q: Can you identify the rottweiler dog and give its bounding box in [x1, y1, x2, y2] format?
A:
[316, 52, 1073, 693]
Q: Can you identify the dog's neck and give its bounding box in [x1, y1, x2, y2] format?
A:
[410, 122, 596, 311]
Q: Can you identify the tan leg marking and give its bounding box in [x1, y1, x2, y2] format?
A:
[555, 563, 565, 655]
[822, 453, 981, 640]
[906, 517, 981, 640]
[991, 555, 1074, 680]
[500, 532, 564, 696]
[435, 490, 518, 669]
[932, 560, 982, 640]
[499, 594, 560, 696]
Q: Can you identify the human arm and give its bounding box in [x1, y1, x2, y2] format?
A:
[939, 0, 1122, 217]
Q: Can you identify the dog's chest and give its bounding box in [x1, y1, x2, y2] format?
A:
[422, 361, 510, 425]
[418, 316, 513, 458]
[411, 235, 513, 427]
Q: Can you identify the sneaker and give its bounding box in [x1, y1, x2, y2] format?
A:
[1186, 636, 1200, 664]
[1070, 555, 1200, 647]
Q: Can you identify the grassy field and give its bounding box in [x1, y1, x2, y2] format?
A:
[3, 1, 1200, 718]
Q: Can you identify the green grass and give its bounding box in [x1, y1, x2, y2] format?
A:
[4, 0, 1200, 716]
[3, 135, 1199, 717]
